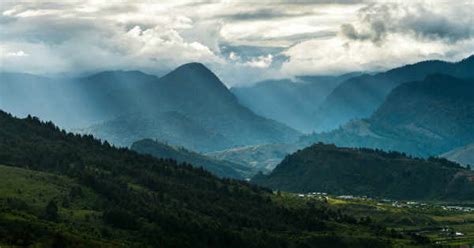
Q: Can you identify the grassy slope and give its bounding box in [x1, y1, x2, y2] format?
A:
[0, 164, 120, 247]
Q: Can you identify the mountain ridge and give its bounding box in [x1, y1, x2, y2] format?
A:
[252, 143, 474, 200]
[313, 54, 474, 132]
[304, 74, 474, 157]
[131, 138, 254, 179]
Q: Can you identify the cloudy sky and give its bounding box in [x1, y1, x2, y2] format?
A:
[1, 0, 473, 86]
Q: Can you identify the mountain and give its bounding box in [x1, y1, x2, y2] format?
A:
[207, 143, 303, 174]
[82, 63, 300, 151]
[1, 64, 301, 152]
[303, 74, 474, 157]
[314, 55, 474, 132]
[131, 139, 254, 179]
[82, 111, 233, 152]
[0, 110, 404, 247]
[231, 74, 358, 133]
[0, 71, 157, 128]
[442, 143, 474, 167]
[252, 143, 474, 201]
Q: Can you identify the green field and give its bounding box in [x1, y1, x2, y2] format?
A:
[275, 192, 474, 247]
[0, 164, 123, 247]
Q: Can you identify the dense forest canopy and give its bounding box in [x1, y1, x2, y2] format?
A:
[253, 143, 474, 200]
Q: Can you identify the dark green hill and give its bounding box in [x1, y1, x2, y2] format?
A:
[131, 139, 254, 179]
[314, 55, 474, 132]
[304, 74, 474, 157]
[0, 110, 404, 247]
[252, 143, 474, 200]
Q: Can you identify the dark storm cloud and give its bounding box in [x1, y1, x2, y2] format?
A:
[341, 3, 474, 44]
[340, 21, 385, 43]
[401, 7, 473, 42]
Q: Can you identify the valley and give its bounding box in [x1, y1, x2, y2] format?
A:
[1, 2, 473, 245]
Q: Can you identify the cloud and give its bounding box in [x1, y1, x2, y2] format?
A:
[121, 25, 220, 64]
[228, 51, 240, 61]
[217, 8, 316, 21]
[244, 54, 273, 68]
[341, 3, 474, 44]
[281, 31, 474, 76]
[6, 50, 29, 57]
[0, 0, 473, 85]
[281, 1, 474, 76]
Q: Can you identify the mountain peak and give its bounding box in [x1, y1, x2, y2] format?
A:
[160, 62, 229, 92]
[167, 62, 216, 78]
[177, 62, 209, 70]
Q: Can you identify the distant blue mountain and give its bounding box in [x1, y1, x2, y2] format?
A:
[303, 74, 474, 157]
[131, 138, 254, 179]
[231, 73, 359, 133]
[313, 55, 474, 132]
[0, 63, 300, 152]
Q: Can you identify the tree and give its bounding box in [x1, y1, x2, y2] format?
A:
[45, 200, 59, 221]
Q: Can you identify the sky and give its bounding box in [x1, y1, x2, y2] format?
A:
[0, 0, 473, 86]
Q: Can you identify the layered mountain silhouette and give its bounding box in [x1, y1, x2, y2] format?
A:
[304, 74, 474, 157]
[0, 110, 401, 247]
[231, 73, 359, 133]
[314, 55, 474, 132]
[207, 143, 303, 174]
[253, 143, 474, 200]
[81, 63, 300, 151]
[131, 138, 254, 179]
[0, 63, 300, 152]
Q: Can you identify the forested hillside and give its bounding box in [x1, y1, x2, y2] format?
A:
[253, 143, 474, 200]
[0, 111, 409, 247]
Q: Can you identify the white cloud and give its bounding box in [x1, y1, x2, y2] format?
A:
[281, 1, 474, 76]
[121, 25, 220, 64]
[244, 54, 273, 68]
[281, 33, 474, 75]
[228, 51, 240, 60]
[6, 50, 29, 57]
